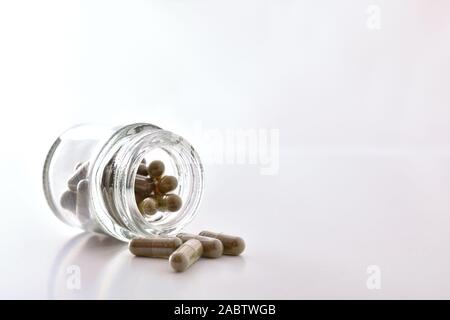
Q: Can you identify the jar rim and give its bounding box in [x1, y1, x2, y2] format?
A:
[90, 123, 204, 241]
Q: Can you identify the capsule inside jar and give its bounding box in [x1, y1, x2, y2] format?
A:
[133, 159, 183, 217]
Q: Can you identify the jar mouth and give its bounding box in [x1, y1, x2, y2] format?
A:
[91, 124, 204, 240]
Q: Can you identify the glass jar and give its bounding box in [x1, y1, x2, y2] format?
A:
[43, 123, 204, 241]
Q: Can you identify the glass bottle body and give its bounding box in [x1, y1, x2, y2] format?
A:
[43, 123, 204, 241]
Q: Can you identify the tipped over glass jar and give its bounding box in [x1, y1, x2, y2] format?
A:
[43, 123, 204, 241]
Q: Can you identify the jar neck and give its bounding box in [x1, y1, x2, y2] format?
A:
[90, 123, 204, 241]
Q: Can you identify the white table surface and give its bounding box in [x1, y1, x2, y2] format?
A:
[0, 0, 449, 299]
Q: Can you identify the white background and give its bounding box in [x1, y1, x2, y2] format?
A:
[0, 0, 449, 299]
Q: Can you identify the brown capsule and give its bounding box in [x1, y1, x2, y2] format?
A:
[148, 160, 165, 178]
[137, 161, 148, 176]
[159, 194, 182, 212]
[158, 175, 178, 194]
[166, 194, 182, 212]
[129, 237, 182, 258]
[169, 239, 203, 272]
[177, 233, 223, 258]
[199, 231, 245, 256]
[134, 192, 146, 206]
[60, 190, 77, 213]
[68, 162, 89, 191]
[138, 198, 157, 215]
[134, 174, 154, 196]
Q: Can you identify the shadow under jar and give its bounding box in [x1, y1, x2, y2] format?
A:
[43, 123, 204, 241]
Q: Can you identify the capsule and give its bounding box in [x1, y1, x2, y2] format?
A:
[60, 190, 77, 213]
[129, 237, 182, 258]
[137, 160, 148, 176]
[76, 179, 91, 224]
[177, 233, 223, 258]
[134, 174, 154, 196]
[198, 231, 245, 256]
[158, 194, 182, 212]
[148, 160, 165, 178]
[169, 239, 203, 272]
[134, 192, 146, 206]
[138, 197, 157, 215]
[68, 162, 89, 191]
[158, 175, 178, 194]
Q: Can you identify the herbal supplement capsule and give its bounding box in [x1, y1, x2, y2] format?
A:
[134, 192, 146, 206]
[177, 233, 223, 258]
[76, 179, 91, 224]
[148, 160, 165, 178]
[199, 231, 245, 256]
[169, 239, 203, 272]
[159, 194, 182, 212]
[129, 237, 182, 258]
[134, 174, 154, 196]
[137, 161, 148, 176]
[158, 175, 178, 194]
[138, 197, 157, 215]
[68, 162, 89, 191]
[60, 190, 77, 213]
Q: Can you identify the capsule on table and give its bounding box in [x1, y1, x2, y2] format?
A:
[129, 237, 182, 258]
[177, 233, 223, 258]
[198, 231, 245, 256]
[169, 239, 203, 272]
[68, 162, 89, 191]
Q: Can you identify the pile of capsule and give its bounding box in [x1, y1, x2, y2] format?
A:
[129, 231, 246, 272]
[135, 160, 182, 216]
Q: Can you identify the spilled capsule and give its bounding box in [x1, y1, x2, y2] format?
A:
[129, 237, 182, 258]
[177, 233, 223, 258]
[199, 231, 245, 256]
[169, 239, 203, 272]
